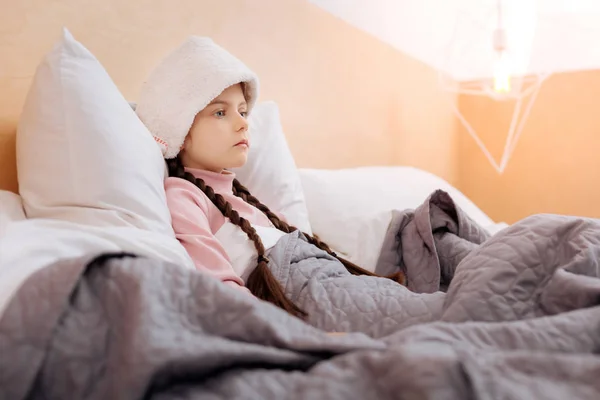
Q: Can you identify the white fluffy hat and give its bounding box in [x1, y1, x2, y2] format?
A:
[135, 36, 259, 159]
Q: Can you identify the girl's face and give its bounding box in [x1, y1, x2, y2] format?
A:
[180, 84, 249, 172]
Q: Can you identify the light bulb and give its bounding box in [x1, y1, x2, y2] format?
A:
[493, 51, 511, 93]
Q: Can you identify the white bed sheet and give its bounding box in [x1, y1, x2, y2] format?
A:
[0, 211, 194, 320]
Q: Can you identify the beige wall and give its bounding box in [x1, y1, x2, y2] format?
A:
[0, 0, 458, 193]
[458, 69, 600, 224]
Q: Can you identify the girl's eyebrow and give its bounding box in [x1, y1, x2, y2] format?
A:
[208, 99, 247, 107]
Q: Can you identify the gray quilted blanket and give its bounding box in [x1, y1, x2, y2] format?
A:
[2, 189, 600, 399]
[375, 189, 492, 293]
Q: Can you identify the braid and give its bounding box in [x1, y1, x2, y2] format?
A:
[232, 179, 406, 285]
[232, 180, 294, 233]
[167, 157, 307, 319]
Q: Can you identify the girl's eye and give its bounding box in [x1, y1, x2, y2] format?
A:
[214, 110, 225, 117]
[240, 111, 248, 118]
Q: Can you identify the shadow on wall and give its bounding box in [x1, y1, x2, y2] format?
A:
[457, 69, 600, 224]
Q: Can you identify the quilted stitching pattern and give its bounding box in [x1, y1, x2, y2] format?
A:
[267, 232, 445, 338]
[3, 189, 600, 398]
[443, 213, 600, 323]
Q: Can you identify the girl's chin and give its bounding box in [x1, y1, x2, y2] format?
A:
[225, 155, 248, 169]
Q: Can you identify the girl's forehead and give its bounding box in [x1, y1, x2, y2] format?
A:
[211, 86, 247, 104]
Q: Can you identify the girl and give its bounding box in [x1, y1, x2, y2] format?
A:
[135, 36, 413, 327]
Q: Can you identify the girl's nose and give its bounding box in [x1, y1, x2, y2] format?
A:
[237, 114, 248, 132]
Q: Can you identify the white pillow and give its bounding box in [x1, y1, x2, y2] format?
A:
[17, 28, 173, 235]
[298, 166, 498, 271]
[2, 28, 193, 316]
[0, 191, 26, 239]
[230, 101, 312, 234]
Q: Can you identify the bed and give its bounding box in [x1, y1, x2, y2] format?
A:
[1, 23, 600, 400]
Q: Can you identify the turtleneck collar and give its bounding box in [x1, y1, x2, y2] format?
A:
[184, 167, 235, 195]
